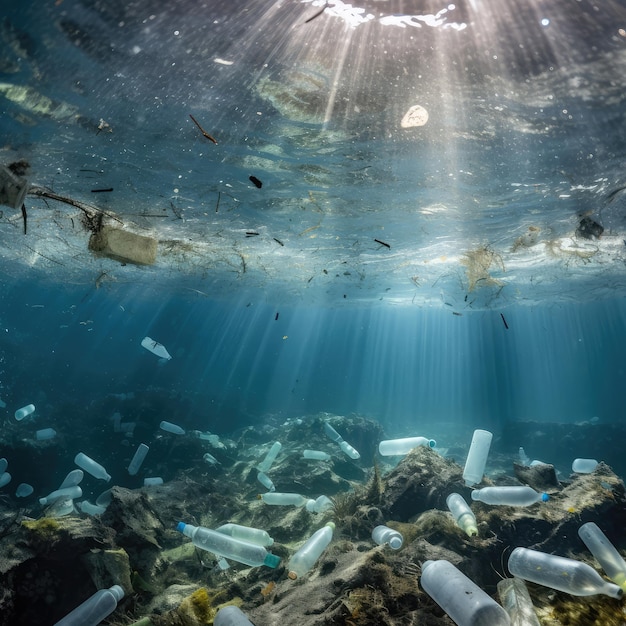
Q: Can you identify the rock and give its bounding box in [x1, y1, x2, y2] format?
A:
[513, 461, 561, 493]
[82, 548, 133, 596]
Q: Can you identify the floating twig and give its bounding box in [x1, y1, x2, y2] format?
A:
[304, 1, 329, 23]
[246, 231, 260, 237]
[273, 237, 284, 246]
[189, 114, 218, 144]
[215, 191, 221, 213]
[21, 203, 27, 234]
[374, 238, 390, 249]
[91, 187, 113, 193]
[500, 313, 509, 330]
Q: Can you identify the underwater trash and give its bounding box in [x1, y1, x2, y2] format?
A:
[497, 577, 541, 626]
[128, 443, 149, 476]
[578, 522, 626, 590]
[518, 447, 530, 466]
[302, 449, 331, 461]
[378, 436, 436, 456]
[203, 452, 220, 466]
[214, 605, 255, 626]
[159, 420, 185, 435]
[371, 525, 403, 550]
[508, 547, 623, 598]
[39, 485, 82, 506]
[249, 175, 263, 188]
[256, 441, 282, 473]
[471, 486, 549, 507]
[15, 483, 33, 498]
[400, 104, 429, 128]
[47, 497, 75, 518]
[74, 452, 111, 482]
[0, 458, 7, 474]
[143, 477, 164, 487]
[54, 584, 124, 626]
[89, 226, 158, 266]
[216, 523, 274, 547]
[288, 522, 335, 580]
[36, 428, 57, 441]
[0, 472, 11, 488]
[79, 500, 107, 516]
[95, 489, 112, 507]
[323, 421, 360, 459]
[141, 336, 172, 361]
[59, 469, 84, 489]
[446, 492, 478, 537]
[572, 458, 598, 473]
[462, 429, 493, 487]
[14, 403, 35, 421]
[257, 471, 275, 492]
[260, 492, 308, 506]
[421, 559, 512, 626]
[305, 495, 334, 514]
[0, 398, 5, 408]
[177, 522, 280, 568]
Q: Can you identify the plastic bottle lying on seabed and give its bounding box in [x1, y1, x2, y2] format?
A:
[288, 522, 335, 579]
[54, 585, 124, 626]
[323, 422, 360, 459]
[497, 577, 541, 626]
[372, 525, 403, 550]
[471, 486, 549, 507]
[578, 522, 626, 590]
[214, 606, 255, 626]
[507, 547, 623, 598]
[215, 523, 274, 547]
[260, 492, 308, 506]
[446, 492, 478, 536]
[420, 559, 511, 626]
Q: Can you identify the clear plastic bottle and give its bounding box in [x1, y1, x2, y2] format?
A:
[177, 522, 280, 568]
[159, 420, 185, 435]
[421, 560, 511, 626]
[378, 436, 436, 456]
[257, 441, 282, 473]
[74, 452, 111, 482]
[507, 547, 623, 598]
[0, 472, 11, 488]
[324, 422, 361, 459]
[256, 471, 275, 492]
[128, 443, 149, 476]
[462, 429, 493, 487]
[260, 492, 308, 506]
[303, 450, 331, 461]
[39, 485, 82, 506]
[15, 404, 35, 421]
[471, 486, 549, 507]
[578, 522, 626, 590]
[446, 493, 478, 536]
[16, 483, 34, 498]
[497, 577, 541, 626]
[572, 458, 598, 474]
[372, 525, 403, 549]
[216, 523, 274, 547]
[36, 428, 57, 441]
[143, 477, 163, 486]
[288, 522, 335, 579]
[214, 605, 255, 626]
[305, 495, 334, 514]
[54, 585, 124, 626]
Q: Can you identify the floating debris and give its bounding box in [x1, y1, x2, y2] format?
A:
[249, 175, 263, 188]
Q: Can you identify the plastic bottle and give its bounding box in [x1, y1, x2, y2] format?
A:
[177, 522, 280, 568]
[54, 585, 124, 626]
[36, 428, 57, 441]
[39, 485, 82, 506]
[446, 492, 478, 536]
[16, 483, 34, 498]
[74, 452, 111, 482]
[79, 501, 107, 516]
[143, 477, 163, 486]
[305, 495, 334, 514]
[257, 441, 282, 473]
[257, 471, 275, 492]
[14, 404, 35, 421]
[59, 470, 84, 489]
[463, 429, 493, 487]
[378, 436, 436, 456]
[159, 420, 185, 435]
[323, 422, 361, 459]
[216, 523, 274, 547]
[0, 472, 11, 488]
[497, 577, 541, 626]
[578, 522, 626, 590]
[518, 447, 530, 466]
[0, 458, 6, 473]
[128, 444, 149, 476]
[288, 522, 335, 579]
[303, 450, 331, 461]
[421, 560, 511, 626]
[471, 486, 549, 507]
[260, 492, 308, 506]
[507, 547, 623, 598]
[572, 458, 598, 474]
[214, 606, 255, 626]
[339, 440, 361, 459]
[372, 525, 403, 549]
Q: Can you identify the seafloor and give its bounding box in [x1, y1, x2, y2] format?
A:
[1, 409, 626, 625]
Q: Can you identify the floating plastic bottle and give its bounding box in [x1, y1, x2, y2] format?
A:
[0, 458, 7, 473]
[14, 404, 35, 421]
[16, 483, 34, 498]
[372, 525, 403, 550]
[257, 471, 275, 492]
[257, 441, 282, 473]
[0, 472, 11, 488]
[59, 470, 84, 489]
[159, 420, 185, 435]
[75, 452, 111, 481]
[128, 443, 149, 476]
[305, 495, 334, 514]
[507, 547, 623, 598]
[214, 605, 255, 626]
[518, 447, 530, 466]
[463, 429, 493, 487]
[141, 336, 172, 360]
[36, 428, 57, 441]
[303, 450, 331, 461]
[143, 477, 163, 487]
[40, 485, 82, 506]
[288, 522, 335, 579]
[578, 522, 626, 590]
[323, 422, 360, 459]
[421, 559, 511, 626]
[177, 522, 280, 568]
[79, 501, 107, 516]
[260, 492, 308, 506]
[378, 436, 436, 456]
[54, 585, 124, 626]
[572, 458, 598, 474]
[203, 452, 220, 466]
[471, 486, 548, 507]
[446, 492, 478, 537]
[497, 577, 541, 626]
[216, 523, 274, 547]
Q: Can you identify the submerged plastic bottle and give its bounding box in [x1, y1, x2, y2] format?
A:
[572, 458, 598, 474]
[303, 450, 331, 461]
[260, 492, 308, 506]
[446, 492, 478, 536]
[305, 495, 334, 514]
[463, 429, 493, 487]
[497, 577, 541, 626]
[177, 522, 280, 568]
[128, 443, 149, 476]
[256, 471, 275, 492]
[0, 472, 11, 488]
[378, 436, 436, 456]
[39, 485, 82, 506]
[288, 522, 335, 579]
[323, 422, 361, 459]
[14, 404, 35, 421]
[160, 420, 185, 435]
[471, 486, 548, 507]
[578, 522, 626, 590]
[216, 523, 274, 547]
[508, 547, 623, 598]
[214, 605, 255, 626]
[372, 525, 403, 550]
[74, 453, 111, 482]
[54, 585, 124, 626]
[257, 441, 282, 473]
[421, 560, 511, 626]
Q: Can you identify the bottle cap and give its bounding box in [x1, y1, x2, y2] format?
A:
[264, 553, 281, 568]
[176, 521, 186, 532]
[109, 585, 125, 601]
[541, 493, 550, 502]
[428, 439, 436, 448]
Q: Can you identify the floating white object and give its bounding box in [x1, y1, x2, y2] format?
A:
[15, 404, 35, 421]
[0, 458, 7, 474]
[128, 443, 149, 475]
[59, 469, 84, 489]
[160, 420, 185, 435]
[0, 472, 11, 488]
[36, 428, 57, 441]
[144, 477, 164, 486]
[16, 483, 34, 498]
[141, 336, 172, 360]
[572, 458, 598, 474]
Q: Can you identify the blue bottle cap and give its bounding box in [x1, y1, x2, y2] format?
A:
[541, 493, 549, 502]
[176, 521, 186, 532]
[263, 553, 281, 568]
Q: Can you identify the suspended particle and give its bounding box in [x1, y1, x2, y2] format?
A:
[400, 104, 429, 128]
